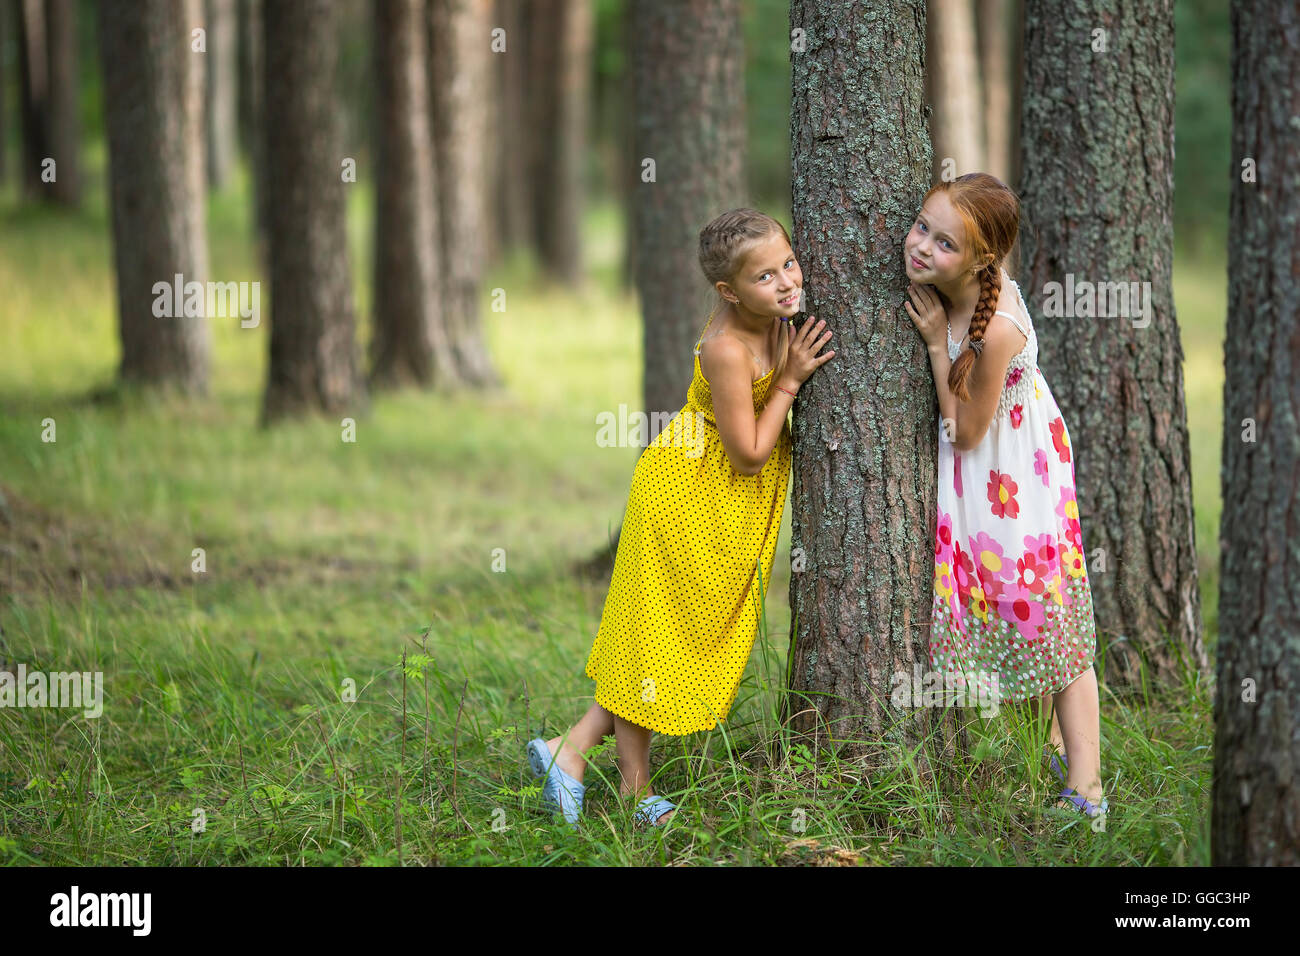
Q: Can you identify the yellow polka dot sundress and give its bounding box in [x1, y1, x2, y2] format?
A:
[584, 312, 793, 735]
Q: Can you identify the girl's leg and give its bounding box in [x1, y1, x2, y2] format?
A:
[613, 714, 674, 824]
[1050, 667, 1102, 805]
[545, 702, 615, 782]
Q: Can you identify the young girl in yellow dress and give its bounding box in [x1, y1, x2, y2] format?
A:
[527, 209, 836, 827]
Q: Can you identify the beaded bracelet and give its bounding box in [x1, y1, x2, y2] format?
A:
[774, 383, 798, 399]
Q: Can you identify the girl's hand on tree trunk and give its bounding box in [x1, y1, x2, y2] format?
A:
[904, 282, 947, 350]
[781, 315, 835, 389]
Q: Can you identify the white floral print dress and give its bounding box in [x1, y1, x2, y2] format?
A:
[929, 277, 1098, 703]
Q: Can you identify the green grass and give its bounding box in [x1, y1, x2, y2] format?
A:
[0, 158, 1222, 865]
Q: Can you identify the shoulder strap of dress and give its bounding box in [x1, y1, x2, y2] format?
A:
[993, 279, 1032, 337]
[695, 302, 722, 352]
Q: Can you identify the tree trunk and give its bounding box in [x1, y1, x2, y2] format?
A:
[17, 0, 47, 199]
[632, 0, 745, 441]
[787, 0, 965, 771]
[99, 0, 210, 393]
[369, 0, 452, 390]
[43, 0, 77, 203]
[1212, 0, 1300, 867]
[493, 0, 531, 257]
[1019, 0, 1204, 690]
[205, 0, 237, 190]
[528, 0, 590, 285]
[926, 0, 984, 180]
[975, 0, 1011, 185]
[237, 0, 269, 254]
[261, 0, 365, 422]
[430, 0, 501, 388]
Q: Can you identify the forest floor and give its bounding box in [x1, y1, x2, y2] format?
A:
[0, 164, 1223, 865]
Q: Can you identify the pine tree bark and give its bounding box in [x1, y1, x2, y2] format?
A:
[787, 0, 965, 769]
[205, 0, 237, 190]
[261, 0, 365, 422]
[237, 0, 269, 253]
[926, 0, 984, 179]
[369, 0, 453, 390]
[1212, 0, 1300, 867]
[17, 0, 47, 199]
[528, 0, 590, 285]
[1019, 0, 1204, 689]
[99, 0, 210, 393]
[493, 0, 531, 256]
[43, 0, 78, 203]
[975, 0, 1011, 185]
[430, 0, 501, 388]
[631, 0, 745, 441]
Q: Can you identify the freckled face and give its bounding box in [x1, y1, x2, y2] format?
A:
[904, 192, 971, 285]
[730, 233, 804, 317]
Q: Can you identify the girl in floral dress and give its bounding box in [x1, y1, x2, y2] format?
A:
[902, 173, 1107, 819]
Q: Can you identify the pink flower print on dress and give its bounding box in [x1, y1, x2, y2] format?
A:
[1024, 532, 1063, 576]
[1006, 367, 1024, 388]
[969, 531, 1015, 600]
[1034, 448, 1050, 486]
[995, 582, 1047, 643]
[1010, 404, 1023, 428]
[953, 538, 977, 606]
[935, 510, 954, 566]
[987, 470, 1020, 519]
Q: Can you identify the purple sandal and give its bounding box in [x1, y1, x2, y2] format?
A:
[1052, 786, 1107, 819]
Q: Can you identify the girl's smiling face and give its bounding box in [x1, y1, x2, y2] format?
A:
[722, 232, 803, 318]
[904, 192, 972, 285]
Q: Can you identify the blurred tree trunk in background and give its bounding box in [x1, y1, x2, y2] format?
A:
[617, 2, 635, 290]
[44, 0, 78, 203]
[237, 0, 268, 256]
[787, 0, 965, 770]
[370, 0, 452, 390]
[528, 0, 590, 285]
[17, 0, 47, 199]
[926, 0, 984, 179]
[632, 0, 745, 440]
[1020, 0, 1204, 689]
[205, 0, 237, 190]
[261, 0, 365, 422]
[493, 0, 531, 260]
[975, 0, 1012, 185]
[99, 0, 210, 393]
[430, 0, 500, 388]
[1213, 0, 1300, 867]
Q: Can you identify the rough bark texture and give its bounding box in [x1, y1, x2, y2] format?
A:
[1212, 0, 1300, 867]
[370, 0, 452, 390]
[99, 0, 210, 393]
[17, 0, 47, 199]
[1019, 0, 1204, 689]
[632, 0, 746, 440]
[527, 0, 590, 285]
[975, 0, 1011, 185]
[205, 0, 237, 190]
[261, 0, 365, 423]
[430, 0, 501, 388]
[0, 0, 6, 184]
[787, 0, 965, 769]
[926, 0, 984, 179]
